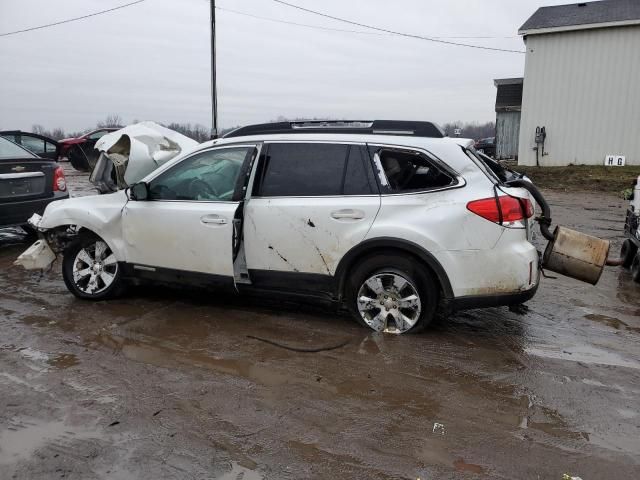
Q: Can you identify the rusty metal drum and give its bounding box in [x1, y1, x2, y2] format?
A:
[542, 226, 610, 285]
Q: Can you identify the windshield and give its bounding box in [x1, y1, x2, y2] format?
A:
[0, 136, 38, 160]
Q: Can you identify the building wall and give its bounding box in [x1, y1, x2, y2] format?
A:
[496, 111, 521, 159]
[518, 25, 640, 166]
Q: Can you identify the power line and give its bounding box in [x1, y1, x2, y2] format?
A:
[0, 0, 146, 38]
[272, 0, 525, 54]
[218, 6, 517, 39]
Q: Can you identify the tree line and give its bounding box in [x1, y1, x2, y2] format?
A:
[27, 115, 495, 143]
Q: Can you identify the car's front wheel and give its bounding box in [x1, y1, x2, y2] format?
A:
[62, 234, 124, 300]
[347, 253, 438, 334]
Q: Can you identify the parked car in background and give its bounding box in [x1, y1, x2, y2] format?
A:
[18, 120, 541, 335]
[474, 137, 496, 157]
[0, 131, 60, 160]
[59, 128, 121, 171]
[0, 136, 68, 231]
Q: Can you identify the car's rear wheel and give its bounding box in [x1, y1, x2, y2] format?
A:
[346, 253, 438, 334]
[631, 253, 640, 283]
[62, 234, 124, 300]
[621, 239, 637, 269]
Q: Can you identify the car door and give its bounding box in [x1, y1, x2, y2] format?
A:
[19, 134, 59, 160]
[121, 144, 258, 281]
[243, 142, 380, 291]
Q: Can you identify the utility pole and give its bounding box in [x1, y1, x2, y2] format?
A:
[210, 0, 218, 139]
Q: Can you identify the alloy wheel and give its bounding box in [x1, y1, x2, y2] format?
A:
[72, 240, 118, 295]
[357, 272, 422, 334]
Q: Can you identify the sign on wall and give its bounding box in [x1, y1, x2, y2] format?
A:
[604, 155, 626, 166]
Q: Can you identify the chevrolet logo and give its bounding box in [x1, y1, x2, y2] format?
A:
[11, 166, 26, 172]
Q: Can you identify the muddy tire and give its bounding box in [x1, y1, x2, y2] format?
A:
[62, 234, 124, 300]
[621, 239, 637, 269]
[346, 253, 438, 334]
[631, 253, 640, 283]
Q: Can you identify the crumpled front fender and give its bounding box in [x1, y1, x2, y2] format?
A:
[36, 191, 129, 261]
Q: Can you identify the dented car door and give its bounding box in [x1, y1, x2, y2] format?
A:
[121, 145, 257, 280]
[243, 142, 380, 290]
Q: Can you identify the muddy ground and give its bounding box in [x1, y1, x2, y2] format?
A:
[1, 163, 639, 479]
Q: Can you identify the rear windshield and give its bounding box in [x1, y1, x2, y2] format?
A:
[463, 148, 503, 184]
[0, 137, 37, 159]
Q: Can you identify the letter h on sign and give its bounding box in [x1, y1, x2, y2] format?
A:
[604, 155, 626, 167]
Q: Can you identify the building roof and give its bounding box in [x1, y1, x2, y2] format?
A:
[519, 0, 640, 35]
[494, 78, 523, 112]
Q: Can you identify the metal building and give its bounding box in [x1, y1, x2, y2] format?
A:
[494, 78, 523, 160]
[517, 0, 640, 166]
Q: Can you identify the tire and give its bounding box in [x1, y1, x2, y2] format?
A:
[346, 253, 438, 334]
[631, 253, 640, 284]
[621, 239, 638, 269]
[62, 233, 124, 300]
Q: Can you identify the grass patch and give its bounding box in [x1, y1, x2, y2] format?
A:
[516, 165, 640, 193]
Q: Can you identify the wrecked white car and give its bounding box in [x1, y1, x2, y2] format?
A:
[90, 121, 198, 193]
[17, 120, 549, 334]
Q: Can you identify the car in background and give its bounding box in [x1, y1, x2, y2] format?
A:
[59, 128, 121, 171]
[0, 136, 68, 231]
[474, 137, 496, 157]
[0, 131, 60, 160]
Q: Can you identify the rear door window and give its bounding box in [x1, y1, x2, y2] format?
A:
[256, 143, 374, 197]
[368, 146, 456, 193]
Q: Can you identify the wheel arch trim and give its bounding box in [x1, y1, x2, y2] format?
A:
[334, 237, 454, 301]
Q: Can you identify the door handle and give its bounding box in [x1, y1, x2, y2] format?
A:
[201, 214, 227, 225]
[330, 209, 365, 220]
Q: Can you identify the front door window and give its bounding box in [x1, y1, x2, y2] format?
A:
[149, 147, 254, 202]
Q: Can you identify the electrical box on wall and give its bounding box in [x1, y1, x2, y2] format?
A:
[604, 155, 626, 166]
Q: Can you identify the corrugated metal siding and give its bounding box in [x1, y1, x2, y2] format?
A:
[496, 111, 521, 159]
[518, 25, 640, 166]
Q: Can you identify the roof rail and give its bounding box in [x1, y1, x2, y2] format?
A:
[223, 120, 446, 139]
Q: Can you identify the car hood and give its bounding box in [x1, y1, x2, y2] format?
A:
[91, 121, 199, 193]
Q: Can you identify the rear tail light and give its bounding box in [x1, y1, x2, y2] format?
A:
[53, 166, 67, 192]
[467, 196, 533, 225]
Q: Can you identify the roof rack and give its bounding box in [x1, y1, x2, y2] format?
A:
[223, 120, 446, 139]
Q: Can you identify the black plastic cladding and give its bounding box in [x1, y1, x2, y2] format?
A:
[223, 120, 446, 139]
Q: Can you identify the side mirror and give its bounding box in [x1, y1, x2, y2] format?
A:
[130, 182, 149, 201]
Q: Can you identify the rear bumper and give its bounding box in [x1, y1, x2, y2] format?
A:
[450, 281, 539, 311]
[0, 192, 69, 227]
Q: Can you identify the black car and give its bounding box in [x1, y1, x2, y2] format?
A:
[474, 137, 496, 158]
[0, 130, 60, 161]
[0, 136, 69, 230]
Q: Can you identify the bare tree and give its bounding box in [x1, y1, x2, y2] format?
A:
[97, 114, 123, 128]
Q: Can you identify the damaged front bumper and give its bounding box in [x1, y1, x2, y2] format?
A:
[14, 214, 57, 270]
[14, 238, 56, 270]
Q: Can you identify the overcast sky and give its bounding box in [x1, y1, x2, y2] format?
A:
[0, 0, 566, 132]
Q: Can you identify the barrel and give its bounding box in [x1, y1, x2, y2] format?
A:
[542, 226, 610, 285]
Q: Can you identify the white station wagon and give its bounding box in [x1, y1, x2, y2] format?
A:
[22, 121, 541, 334]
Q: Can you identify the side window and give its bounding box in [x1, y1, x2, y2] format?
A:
[343, 146, 374, 195]
[149, 146, 254, 201]
[370, 147, 455, 193]
[45, 141, 57, 154]
[258, 143, 349, 197]
[88, 130, 109, 140]
[21, 136, 47, 154]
